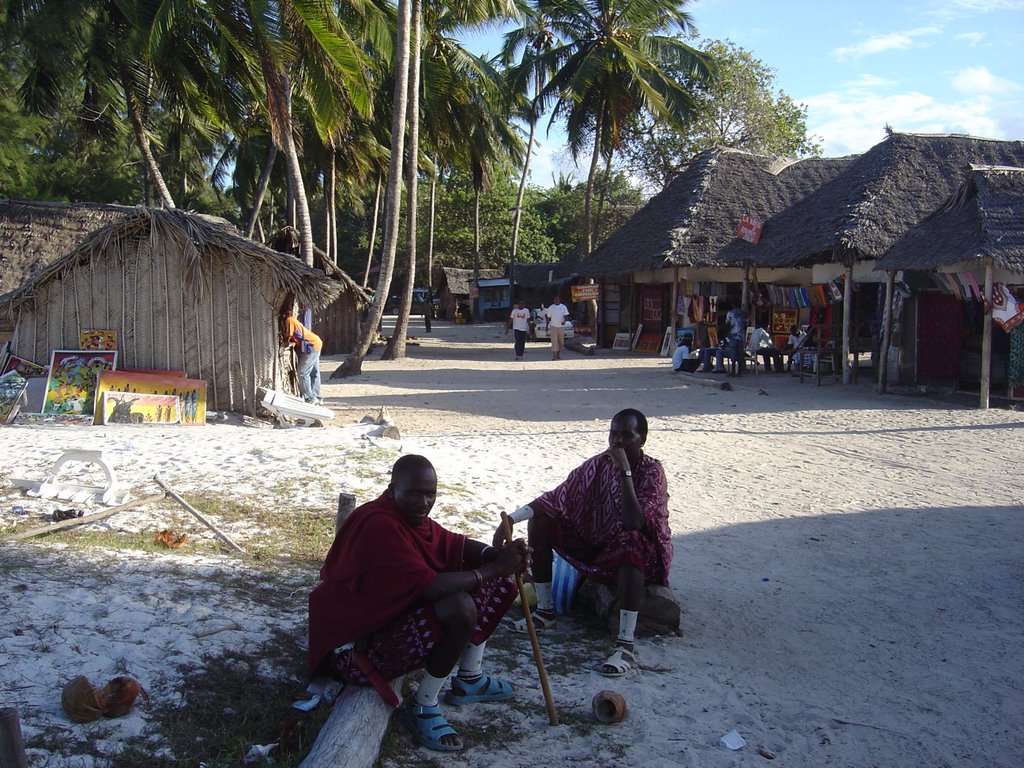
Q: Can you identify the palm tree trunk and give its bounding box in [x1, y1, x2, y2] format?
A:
[281, 74, 315, 266]
[583, 103, 605, 256]
[473, 187, 481, 321]
[384, 0, 422, 361]
[595, 149, 614, 244]
[122, 71, 175, 209]
[363, 171, 383, 287]
[246, 144, 277, 238]
[334, 0, 412, 377]
[325, 146, 337, 263]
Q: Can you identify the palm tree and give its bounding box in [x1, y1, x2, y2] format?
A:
[203, 0, 382, 266]
[532, 0, 713, 254]
[502, 8, 558, 288]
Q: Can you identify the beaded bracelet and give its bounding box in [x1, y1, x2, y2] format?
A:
[472, 569, 483, 590]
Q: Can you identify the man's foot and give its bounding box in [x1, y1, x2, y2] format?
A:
[505, 608, 556, 634]
[600, 644, 637, 678]
[398, 701, 463, 752]
[444, 674, 515, 706]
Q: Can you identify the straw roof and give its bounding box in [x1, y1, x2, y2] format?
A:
[0, 207, 342, 315]
[579, 148, 853, 278]
[439, 266, 504, 295]
[266, 225, 371, 304]
[512, 261, 572, 288]
[736, 133, 1024, 268]
[877, 166, 1024, 273]
[0, 200, 134, 295]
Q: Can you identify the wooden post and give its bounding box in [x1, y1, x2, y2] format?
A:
[336, 493, 357, 534]
[3, 494, 165, 543]
[0, 708, 29, 768]
[842, 262, 854, 384]
[669, 267, 679, 340]
[878, 270, 896, 394]
[981, 261, 994, 409]
[741, 263, 750, 312]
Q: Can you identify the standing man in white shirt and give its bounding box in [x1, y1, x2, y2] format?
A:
[506, 298, 532, 360]
[544, 295, 571, 360]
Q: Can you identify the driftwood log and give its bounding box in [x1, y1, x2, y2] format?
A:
[297, 677, 404, 768]
[0, 708, 28, 768]
[578, 581, 683, 637]
[2, 493, 166, 543]
[674, 372, 733, 391]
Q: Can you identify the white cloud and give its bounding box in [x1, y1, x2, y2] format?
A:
[804, 88, 1012, 156]
[951, 66, 1020, 94]
[833, 27, 941, 61]
[954, 31, 986, 44]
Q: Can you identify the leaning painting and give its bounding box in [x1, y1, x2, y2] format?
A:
[101, 391, 181, 425]
[42, 350, 118, 416]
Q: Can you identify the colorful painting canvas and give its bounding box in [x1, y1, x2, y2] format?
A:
[0, 372, 28, 424]
[101, 391, 181, 425]
[1, 354, 48, 378]
[79, 329, 118, 350]
[43, 350, 118, 416]
[94, 370, 206, 425]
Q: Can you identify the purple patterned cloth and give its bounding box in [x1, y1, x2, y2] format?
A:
[534, 454, 672, 586]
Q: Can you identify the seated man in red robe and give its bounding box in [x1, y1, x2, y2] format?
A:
[498, 408, 671, 678]
[309, 454, 528, 752]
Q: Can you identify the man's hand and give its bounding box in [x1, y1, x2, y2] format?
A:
[494, 538, 529, 577]
[491, 523, 507, 549]
[602, 446, 630, 472]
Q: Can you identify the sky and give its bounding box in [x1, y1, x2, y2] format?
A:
[460, 0, 1024, 185]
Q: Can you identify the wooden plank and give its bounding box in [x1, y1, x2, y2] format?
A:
[2, 494, 165, 542]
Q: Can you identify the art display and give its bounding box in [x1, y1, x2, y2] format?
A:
[101, 391, 181, 425]
[79, 329, 118, 350]
[1, 354, 48, 378]
[42, 350, 118, 416]
[0, 372, 28, 424]
[94, 370, 206, 426]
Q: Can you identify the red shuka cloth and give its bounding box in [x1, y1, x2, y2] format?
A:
[307, 492, 466, 677]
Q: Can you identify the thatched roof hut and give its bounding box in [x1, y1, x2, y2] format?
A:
[731, 133, 1024, 268]
[877, 166, 1024, 274]
[579, 148, 853, 279]
[0, 206, 342, 416]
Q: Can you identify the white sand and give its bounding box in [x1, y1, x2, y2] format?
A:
[1, 318, 1021, 767]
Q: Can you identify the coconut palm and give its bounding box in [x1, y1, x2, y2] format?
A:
[532, 0, 713, 254]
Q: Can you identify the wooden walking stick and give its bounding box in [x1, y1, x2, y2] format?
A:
[501, 511, 558, 725]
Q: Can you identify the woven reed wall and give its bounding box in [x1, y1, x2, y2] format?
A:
[313, 298, 361, 355]
[11, 240, 297, 414]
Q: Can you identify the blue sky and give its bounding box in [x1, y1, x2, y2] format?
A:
[461, 0, 1023, 185]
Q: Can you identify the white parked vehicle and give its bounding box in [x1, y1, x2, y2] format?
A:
[531, 308, 574, 341]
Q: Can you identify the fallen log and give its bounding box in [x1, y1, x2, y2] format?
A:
[1, 494, 166, 543]
[673, 372, 733, 391]
[298, 677, 404, 768]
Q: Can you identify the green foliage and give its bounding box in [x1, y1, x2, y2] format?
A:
[619, 38, 822, 191]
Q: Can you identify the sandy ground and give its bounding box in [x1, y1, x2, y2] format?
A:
[1, 317, 1022, 767]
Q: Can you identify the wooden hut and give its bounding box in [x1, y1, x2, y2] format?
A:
[578, 148, 850, 348]
[0, 207, 342, 415]
[876, 166, 1024, 405]
[436, 267, 503, 320]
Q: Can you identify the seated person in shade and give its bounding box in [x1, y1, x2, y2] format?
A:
[698, 337, 736, 372]
[498, 409, 671, 679]
[790, 326, 817, 369]
[749, 325, 785, 372]
[308, 455, 528, 753]
[671, 332, 694, 371]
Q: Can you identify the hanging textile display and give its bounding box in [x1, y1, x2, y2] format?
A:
[1009, 325, 1024, 390]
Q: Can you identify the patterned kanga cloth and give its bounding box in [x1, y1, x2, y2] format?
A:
[533, 453, 672, 586]
[1009, 325, 1024, 388]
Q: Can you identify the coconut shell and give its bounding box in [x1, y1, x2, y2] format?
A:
[62, 676, 103, 723]
[96, 676, 143, 717]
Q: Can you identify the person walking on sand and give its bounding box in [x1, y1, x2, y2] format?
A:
[506, 298, 532, 360]
[309, 455, 529, 753]
[544, 295, 571, 360]
[497, 408, 671, 678]
[282, 305, 324, 405]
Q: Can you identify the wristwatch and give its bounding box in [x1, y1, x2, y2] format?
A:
[621, 469, 632, 477]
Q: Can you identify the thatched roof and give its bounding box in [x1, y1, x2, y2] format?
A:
[0, 199, 135, 294]
[877, 166, 1024, 273]
[0, 207, 342, 315]
[579, 148, 853, 278]
[732, 133, 1024, 268]
[512, 261, 572, 288]
[264, 225, 371, 304]
[439, 266, 504, 295]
